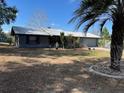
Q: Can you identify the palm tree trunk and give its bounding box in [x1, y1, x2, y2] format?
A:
[62, 43, 64, 49]
[110, 23, 124, 71]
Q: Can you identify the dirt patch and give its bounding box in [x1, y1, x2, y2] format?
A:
[0, 46, 124, 93]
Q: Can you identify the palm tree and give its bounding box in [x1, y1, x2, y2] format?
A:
[0, 0, 17, 26]
[69, 0, 124, 71]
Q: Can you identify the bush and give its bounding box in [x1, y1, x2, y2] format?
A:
[75, 37, 80, 48]
[6, 36, 15, 45]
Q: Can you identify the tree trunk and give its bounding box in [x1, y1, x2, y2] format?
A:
[110, 23, 124, 71]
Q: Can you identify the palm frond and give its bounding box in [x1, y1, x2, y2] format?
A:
[69, 0, 113, 32]
[99, 19, 109, 35]
[83, 19, 99, 33]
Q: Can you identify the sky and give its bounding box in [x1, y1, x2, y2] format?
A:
[3, 0, 112, 34]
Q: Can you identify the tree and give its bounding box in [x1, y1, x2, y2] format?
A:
[6, 32, 15, 45]
[99, 27, 110, 47]
[75, 37, 80, 48]
[66, 34, 76, 48]
[0, 0, 17, 43]
[60, 32, 65, 49]
[0, 29, 7, 42]
[69, 0, 124, 71]
[0, 0, 17, 26]
[27, 10, 48, 29]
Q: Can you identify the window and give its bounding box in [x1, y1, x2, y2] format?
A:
[29, 36, 37, 41]
[27, 36, 40, 45]
[29, 36, 37, 45]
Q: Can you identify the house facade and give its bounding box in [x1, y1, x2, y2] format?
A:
[11, 26, 100, 48]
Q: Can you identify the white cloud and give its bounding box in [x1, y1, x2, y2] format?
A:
[50, 23, 60, 27]
[51, 23, 55, 26]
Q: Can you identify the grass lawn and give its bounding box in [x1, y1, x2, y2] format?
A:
[0, 45, 124, 93]
[0, 46, 110, 65]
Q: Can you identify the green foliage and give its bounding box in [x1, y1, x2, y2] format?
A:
[75, 37, 80, 48]
[60, 32, 65, 48]
[65, 34, 80, 48]
[0, 31, 15, 45]
[0, 0, 17, 26]
[69, 0, 119, 33]
[0, 27, 2, 33]
[6, 33, 15, 45]
[65, 34, 74, 48]
[69, 0, 124, 70]
[98, 27, 110, 47]
[6, 36, 14, 45]
[0, 28, 7, 42]
[101, 27, 110, 39]
[0, 0, 17, 44]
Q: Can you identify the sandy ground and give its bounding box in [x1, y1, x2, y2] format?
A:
[0, 46, 124, 93]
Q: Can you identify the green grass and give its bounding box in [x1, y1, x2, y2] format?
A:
[88, 50, 109, 58]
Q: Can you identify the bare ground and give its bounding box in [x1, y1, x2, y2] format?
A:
[0, 46, 124, 93]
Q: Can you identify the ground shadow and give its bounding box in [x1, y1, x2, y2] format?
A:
[0, 47, 91, 58]
[0, 58, 123, 93]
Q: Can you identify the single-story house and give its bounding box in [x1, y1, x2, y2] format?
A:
[11, 26, 100, 48]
